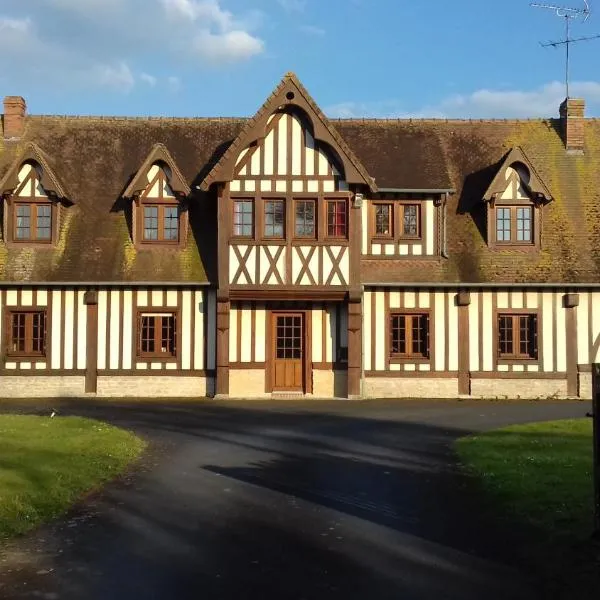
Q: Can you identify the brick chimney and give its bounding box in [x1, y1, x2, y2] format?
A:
[3, 96, 27, 140]
[559, 98, 585, 154]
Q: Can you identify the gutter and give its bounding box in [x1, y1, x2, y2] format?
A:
[0, 282, 213, 288]
[364, 283, 600, 289]
[378, 188, 456, 194]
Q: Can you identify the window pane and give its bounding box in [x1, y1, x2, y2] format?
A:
[516, 207, 532, 242]
[234, 200, 253, 237]
[498, 315, 513, 355]
[36, 205, 52, 240]
[143, 206, 159, 241]
[412, 315, 429, 357]
[32, 312, 46, 353]
[16, 205, 31, 239]
[327, 201, 347, 237]
[11, 313, 26, 352]
[161, 315, 176, 355]
[403, 205, 419, 237]
[10, 311, 45, 355]
[141, 316, 155, 353]
[496, 208, 511, 242]
[375, 204, 392, 236]
[264, 200, 285, 237]
[295, 200, 315, 237]
[164, 206, 179, 241]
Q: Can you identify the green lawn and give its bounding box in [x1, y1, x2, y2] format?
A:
[0, 414, 146, 539]
[456, 419, 599, 598]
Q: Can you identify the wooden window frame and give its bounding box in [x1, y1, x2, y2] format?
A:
[398, 203, 421, 239]
[325, 198, 349, 240]
[263, 198, 286, 240]
[232, 198, 255, 240]
[488, 200, 540, 251]
[372, 201, 393, 239]
[5, 308, 48, 359]
[388, 311, 431, 363]
[496, 312, 539, 362]
[8, 198, 56, 246]
[140, 202, 180, 245]
[294, 198, 317, 240]
[136, 309, 180, 361]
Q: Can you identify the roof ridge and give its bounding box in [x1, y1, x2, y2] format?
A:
[27, 115, 249, 122]
[330, 117, 557, 124]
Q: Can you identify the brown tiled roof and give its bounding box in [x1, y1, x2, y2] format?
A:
[1, 111, 600, 284]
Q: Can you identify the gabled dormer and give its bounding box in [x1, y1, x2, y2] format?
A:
[0, 143, 70, 246]
[483, 147, 553, 250]
[123, 144, 190, 248]
[201, 72, 376, 297]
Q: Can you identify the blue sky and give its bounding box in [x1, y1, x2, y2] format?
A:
[1, 0, 599, 118]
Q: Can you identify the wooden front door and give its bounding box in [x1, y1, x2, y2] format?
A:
[272, 313, 304, 392]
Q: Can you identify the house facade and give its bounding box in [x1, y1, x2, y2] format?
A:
[1, 75, 599, 399]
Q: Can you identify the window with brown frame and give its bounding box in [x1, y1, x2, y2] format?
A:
[295, 199, 316, 238]
[13, 203, 52, 242]
[7, 310, 47, 357]
[495, 206, 533, 244]
[264, 199, 285, 238]
[327, 199, 348, 238]
[233, 199, 254, 238]
[373, 203, 393, 237]
[138, 312, 177, 358]
[498, 313, 538, 360]
[400, 204, 420, 238]
[390, 313, 430, 359]
[142, 204, 179, 243]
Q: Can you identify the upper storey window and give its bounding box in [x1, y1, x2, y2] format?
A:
[264, 199, 285, 238]
[122, 144, 190, 249]
[233, 200, 254, 238]
[295, 200, 316, 238]
[327, 199, 348, 238]
[9, 162, 54, 244]
[483, 148, 553, 250]
[371, 201, 422, 241]
[138, 164, 180, 245]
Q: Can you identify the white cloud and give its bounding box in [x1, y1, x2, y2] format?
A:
[299, 25, 325, 36]
[0, 16, 32, 33]
[140, 73, 158, 86]
[0, 1, 265, 95]
[327, 81, 600, 119]
[277, 0, 306, 12]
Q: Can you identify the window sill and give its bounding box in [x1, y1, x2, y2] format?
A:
[136, 355, 178, 362]
[390, 356, 431, 364]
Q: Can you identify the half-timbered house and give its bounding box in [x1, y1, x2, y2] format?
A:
[1, 75, 600, 399]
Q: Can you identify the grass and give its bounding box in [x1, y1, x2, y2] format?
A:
[0, 414, 146, 540]
[456, 419, 599, 599]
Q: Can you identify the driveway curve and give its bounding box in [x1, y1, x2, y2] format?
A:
[0, 400, 589, 600]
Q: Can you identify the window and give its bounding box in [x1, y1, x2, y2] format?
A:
[495, 206, 533, 244]
[139, 312, 177, 358]
[374, 203, 392, 237]
[233, 200, 253, 237]
[13, 203, 52, 242]
[264, 199, 285, 238]
[327, 200, 348, 238]
[390, 313, 430, 359]
[7, 310, 47, 356]
[142, 205, 179, 243]
[295, 200, 316, 238]
[400, 204, 420, 238]
[498, 314, 538, 360]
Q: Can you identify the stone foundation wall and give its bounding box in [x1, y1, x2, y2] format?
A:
[229, 370, 269, 399]
[0, 376, 85, 398]
[96, 376, 210, 398]
[470, 378, 568, 399]
[578, 372, 592, 400]
[363, 377, 459, 399]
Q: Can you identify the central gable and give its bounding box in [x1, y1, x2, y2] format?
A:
[201, 72, 376, 192]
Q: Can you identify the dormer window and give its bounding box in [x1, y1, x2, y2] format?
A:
[482, 148, 553, 250]
[123, 145, 190, 249]
[3, 161, 59, 245]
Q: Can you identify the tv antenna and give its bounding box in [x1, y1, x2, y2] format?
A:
[531, 1, 600, 97]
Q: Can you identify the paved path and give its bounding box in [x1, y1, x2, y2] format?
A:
[0, 400, 590, 599]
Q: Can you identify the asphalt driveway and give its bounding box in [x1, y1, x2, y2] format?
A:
[0, 399, 590, 600]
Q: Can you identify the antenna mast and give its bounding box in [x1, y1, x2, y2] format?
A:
[531, 1, 600, 97]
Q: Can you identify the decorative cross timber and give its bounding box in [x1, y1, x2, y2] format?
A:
[324, 246, 347, 286]
[262, 246, 286, 285]
[232, 245, 255, 285]
[294, 246, 318, 286]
